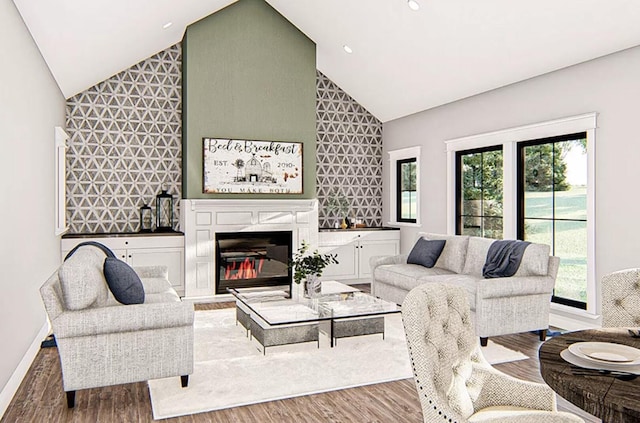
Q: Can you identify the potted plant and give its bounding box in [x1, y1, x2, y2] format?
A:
[289, 241, 338, 298]
[325, 189, 351, 229]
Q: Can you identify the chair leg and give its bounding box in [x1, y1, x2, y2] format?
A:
[66, 391, 75, 408]
[539, 329, 547, 342]
[181, 375, 189, 388]
[480, 337, 488, 347]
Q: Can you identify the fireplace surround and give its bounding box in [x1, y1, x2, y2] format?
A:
[180, 199, 318, 300]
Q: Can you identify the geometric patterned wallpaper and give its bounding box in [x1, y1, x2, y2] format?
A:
[65, 44, 182, 234]
[64, 45, 382, 233]
[316, 71, 383, 228]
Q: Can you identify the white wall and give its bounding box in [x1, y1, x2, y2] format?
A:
[0, 0, 65, 412]
[383, 44, 640, 297]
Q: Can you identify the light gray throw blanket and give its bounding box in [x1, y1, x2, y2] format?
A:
[482, 240, 531, 279]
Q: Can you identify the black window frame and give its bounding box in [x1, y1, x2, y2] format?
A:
[396, 157, 417, 223]
[517, 132, 588, 310]
[455, 145, 504, 238]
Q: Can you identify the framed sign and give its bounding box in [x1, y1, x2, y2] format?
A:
[203, 138, 303, 194]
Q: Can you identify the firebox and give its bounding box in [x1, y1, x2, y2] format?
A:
[215, 231, 292, 294]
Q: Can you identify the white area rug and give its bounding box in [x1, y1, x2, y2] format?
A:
[148, 309, 528, 420]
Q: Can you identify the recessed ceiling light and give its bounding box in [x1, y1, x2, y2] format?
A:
[162, 22, 173, 29]
[343, 45, 353, 54]
[408, 0, 420, 11]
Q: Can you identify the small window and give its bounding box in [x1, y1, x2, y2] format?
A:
[388, 146, 420, 226]
[397, 158, 417, 223]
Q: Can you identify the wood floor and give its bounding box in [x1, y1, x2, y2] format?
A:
[2, 286, 600, 423]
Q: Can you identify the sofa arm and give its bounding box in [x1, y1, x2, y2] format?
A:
[369, 254, 408, 272]
[476, 275, 555, 299]
[52, 300, 194, 339]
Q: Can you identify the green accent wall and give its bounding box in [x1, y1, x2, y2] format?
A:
[182, 0, 317, 199]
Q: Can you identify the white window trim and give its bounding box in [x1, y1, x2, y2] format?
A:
[55, 126, 69, 236]
[445, 113, 598, 321]
[388, 146, 421, 227]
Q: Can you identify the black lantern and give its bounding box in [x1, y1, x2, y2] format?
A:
[139, 204, 153, 232]
[155, 190, 174, 232]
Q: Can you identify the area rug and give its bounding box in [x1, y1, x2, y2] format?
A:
[148, 308, 528, 420]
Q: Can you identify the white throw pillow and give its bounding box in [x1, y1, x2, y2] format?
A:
[58, 248, 109, 310]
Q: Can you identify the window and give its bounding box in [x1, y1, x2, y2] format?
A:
[446, 113, 596, 319]
[397, 158, 417, 223]
[518, 133, 588, 309]
[388, 146, 420, 226]
[456, 147, 503, 239]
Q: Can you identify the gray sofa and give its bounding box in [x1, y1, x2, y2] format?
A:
[371, 233, 559, 345]
[40, 245, 194, 408]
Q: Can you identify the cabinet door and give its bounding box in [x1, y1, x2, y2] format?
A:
[112, 249, 128, 261]
[358, 240, 400, 279]
[318, 243, 358, 280]
[128, 248, 185, 294]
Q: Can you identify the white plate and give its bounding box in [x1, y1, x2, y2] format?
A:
[568, 342, 640, 365]
[560, 349, 640, 374]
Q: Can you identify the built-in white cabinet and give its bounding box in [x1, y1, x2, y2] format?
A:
[318, 229, 400, 284]
[61, 234, 185, 296]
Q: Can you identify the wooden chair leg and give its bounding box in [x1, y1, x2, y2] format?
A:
[66, 391, 75, 408]
[480, 337, 488, 347]
[539, 329, 547, 342]
[181, 375, 189, 388]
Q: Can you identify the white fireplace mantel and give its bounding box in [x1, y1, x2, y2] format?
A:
[180, 199, 319, 301]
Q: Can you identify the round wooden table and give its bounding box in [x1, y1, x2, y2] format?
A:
[539, 328, 640, 422]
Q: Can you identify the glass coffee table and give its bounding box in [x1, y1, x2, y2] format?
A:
[228, 281, 400, 354]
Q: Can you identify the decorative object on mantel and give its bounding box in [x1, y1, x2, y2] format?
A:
[139, 204, 153, 232]
[155, 190, 174, 232]
[289, 241, 338, 298]
[202, 138, 303, 194]
[325, 188, 351, 229]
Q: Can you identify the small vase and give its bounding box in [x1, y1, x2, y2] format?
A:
[305, 275, 322, 298]
[340, 218, 348, 230]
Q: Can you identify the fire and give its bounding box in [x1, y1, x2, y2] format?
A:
[225, 257, 265, 280]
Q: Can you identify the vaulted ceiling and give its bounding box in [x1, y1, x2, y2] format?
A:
[14, 0, 640, 122]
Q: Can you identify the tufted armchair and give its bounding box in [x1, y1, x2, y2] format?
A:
[602, 268, 640, 327]
[402, 283, 583, 423]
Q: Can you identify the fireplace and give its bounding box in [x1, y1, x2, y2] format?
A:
[215, 231, 292, 294]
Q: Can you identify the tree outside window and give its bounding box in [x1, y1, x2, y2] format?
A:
[457, 147, 503, 239]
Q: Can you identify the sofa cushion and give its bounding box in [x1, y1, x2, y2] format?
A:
[58, 248, 109, 310]
[462, 237, 496, 277]
[420, 233, 470, 274]
[407, 238, 446, 268]
[514, 243, 550, 277]
[144, 290, 182, 304]
[103, 258, 145, 305]
[374, 264, 454, 292]
[416, 274, 480, 310]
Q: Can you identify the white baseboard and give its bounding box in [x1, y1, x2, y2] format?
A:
[0, 321, 50, 420]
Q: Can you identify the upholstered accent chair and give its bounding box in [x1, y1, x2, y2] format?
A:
[402, 283, 583, 423]
[40, 246, 194, 408]
[602, 268, 640, 327]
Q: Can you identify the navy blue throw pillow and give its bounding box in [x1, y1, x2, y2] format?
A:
[103, 258, 145, 305]
[407, 238, 446, 268]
